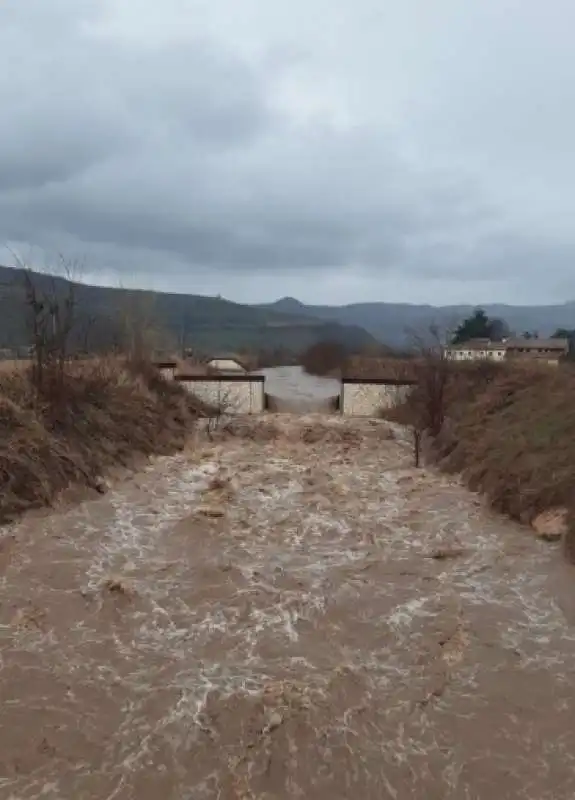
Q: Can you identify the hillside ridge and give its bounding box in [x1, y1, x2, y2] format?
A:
[0, 265, 377, 354]
[259, 298, 575, 346]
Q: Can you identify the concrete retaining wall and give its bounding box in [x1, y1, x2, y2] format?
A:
[341, 379, 415, 417]
[175, 375, 265, 414]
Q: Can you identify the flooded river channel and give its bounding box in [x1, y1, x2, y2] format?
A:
[1, 413, 575, 799]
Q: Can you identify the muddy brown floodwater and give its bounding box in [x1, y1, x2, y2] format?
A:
[257, 366, 341, 412]
[1, 414, 575, 799]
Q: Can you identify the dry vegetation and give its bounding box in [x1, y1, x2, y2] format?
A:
[386, 359, 575, 557]
[343, 354, 420, 381]
[300, 343, 417, 379]
[0, 260, 225, 524]
[435, 365, 575, 518]
[0, 358, 212, 525]
[0, 359, 30, 372]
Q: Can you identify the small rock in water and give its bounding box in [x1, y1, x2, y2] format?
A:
[267, 711, 283, 731]
[531, 508, 567, 542]
[196, 505, 225, 518]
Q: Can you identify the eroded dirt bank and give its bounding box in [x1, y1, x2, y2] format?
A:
[1, 415, 575, 799]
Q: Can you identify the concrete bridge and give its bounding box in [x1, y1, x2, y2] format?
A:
[155, 362, 415, 417]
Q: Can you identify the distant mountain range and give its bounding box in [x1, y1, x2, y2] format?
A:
[1, 263, 572, 356]
[0, 267, 377, 355]
[259, 297, 575, 346]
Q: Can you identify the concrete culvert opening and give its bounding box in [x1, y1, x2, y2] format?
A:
[264, 393, 340, 414]
[259, 365, 341, 415]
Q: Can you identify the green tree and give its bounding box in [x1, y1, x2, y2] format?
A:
[451, 308, 508, 344]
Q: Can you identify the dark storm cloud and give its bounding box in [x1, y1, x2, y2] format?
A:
[0, 100, 492, 276]
[1, 0, 574, 303]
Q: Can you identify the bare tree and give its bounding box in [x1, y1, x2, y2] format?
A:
[115, 289, 175, 364]
[402, 322, 453, 466]
[12, 252, 83, 399]
[205, 384, 235, 436]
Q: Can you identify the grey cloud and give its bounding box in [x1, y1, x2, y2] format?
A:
[0, 0, 574, 303]
[120, 44, 273, 146]
[0, 3, 272, 194]
[1, 126, 465, 273]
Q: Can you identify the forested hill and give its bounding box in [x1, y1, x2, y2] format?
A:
[260, 297, 575, 347]
[0, 266, 378, 355]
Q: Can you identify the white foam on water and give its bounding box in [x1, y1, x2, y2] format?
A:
[2, 414, 575, 798]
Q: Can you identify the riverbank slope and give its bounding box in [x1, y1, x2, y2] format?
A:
[393, 362, 575, 555]
[0, 359, 209, 524]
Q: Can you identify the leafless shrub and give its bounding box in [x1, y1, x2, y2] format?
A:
[205, 384, 238, 437]
[115, 289, 175, 367]
[382, 324, 451, 466]
[13, 254, 81, 405]
[410, 324, 451, 438]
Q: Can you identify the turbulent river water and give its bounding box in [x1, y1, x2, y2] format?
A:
[257, 366, 341, 411]
[1, 403, 575, 798]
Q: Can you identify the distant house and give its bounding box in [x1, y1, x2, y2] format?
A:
[206, 353, 249, 373]
[444, 338, 507, 362]
[444, 336, 569, 366]
[504, 337, 568, 365]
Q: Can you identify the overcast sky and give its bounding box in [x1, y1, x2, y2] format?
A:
[1, 0, 574, 305]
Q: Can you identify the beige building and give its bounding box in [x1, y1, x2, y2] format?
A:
[444, 337, 569, 366]
[444, 338, 507, 362]
[206, 353, 249, 373]
[504, 337, 569, 366]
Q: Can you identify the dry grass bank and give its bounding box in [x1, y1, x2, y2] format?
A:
[343, 355, 420, 381]
[0, 359, 212, 524]
[302, 352, 419, 380]
[0, 359, 30, 372]
[388, 361, 575, 555]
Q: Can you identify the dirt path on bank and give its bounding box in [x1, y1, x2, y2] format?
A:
[1, 414, 575, 799]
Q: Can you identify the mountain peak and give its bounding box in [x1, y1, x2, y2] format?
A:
[274, 296, 305, 311]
